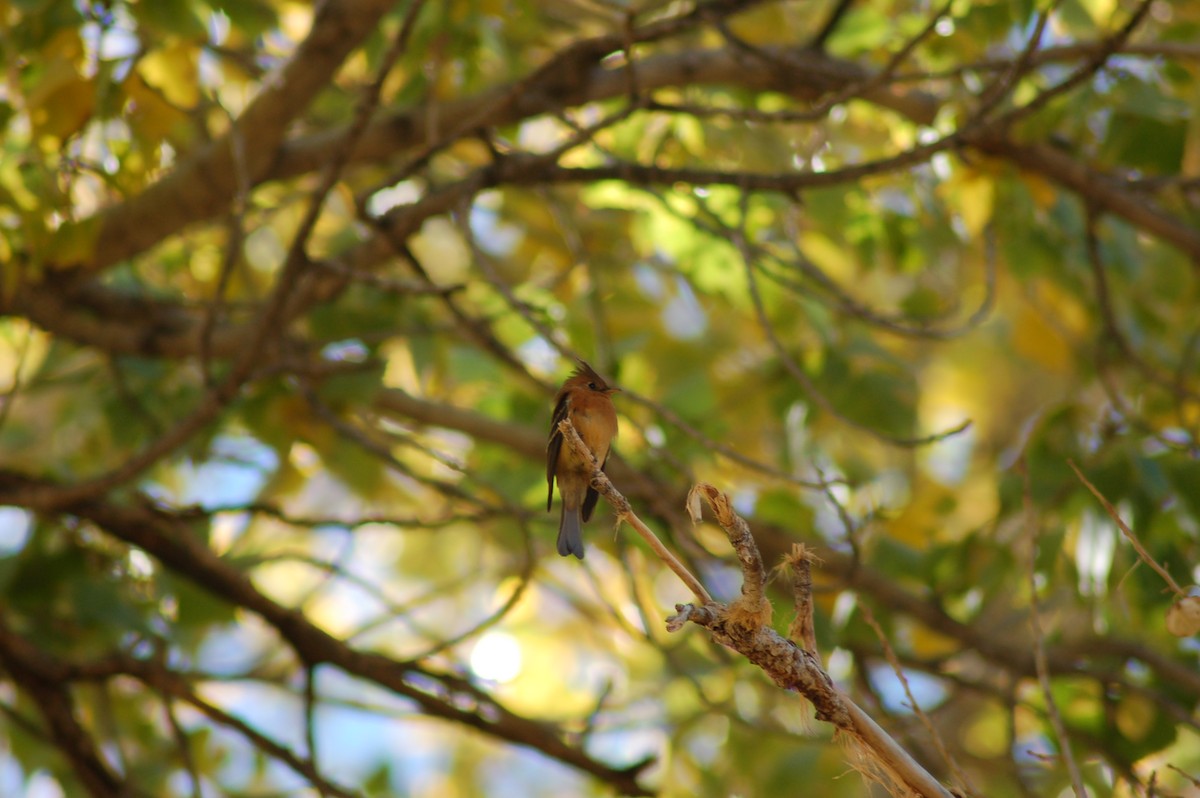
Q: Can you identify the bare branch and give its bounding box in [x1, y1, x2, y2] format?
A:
[557, 416, 713, 605]
[1020, 457, 1088, 797]
[672, 484, 956, 798]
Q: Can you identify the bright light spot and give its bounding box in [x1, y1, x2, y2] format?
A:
[518, 337, 558, 374]
[662, 276, 707, 339]
[831, 591, 858, 627]
[1076, 511, 1116, 597]
[935, 18, 955, 37]
[322, 339, 368, 362]
[210, 512, 247, 555]
[931, 152, 952, 179]
[469, 204, 521, 256]
[518, 117, 565, 151]
[128, 549, 154, 578]
[0, 507, 31, 555]
[367, 180, 421, 217]
[923, 414, 975, 484]
[208, 9, 231, 44]
[960, 587, 982, 616]
[827, 648, 852, 681]
[634, 263, 665, 300]
[469, 632, 523, 683]
[290, 442, 321, 473]
[644, 425, 665, 447]
[732, 490, 757, 515]
[25, 772, 65, 798]
[918, 127, 941, 145]
[869, 665, 947, 713]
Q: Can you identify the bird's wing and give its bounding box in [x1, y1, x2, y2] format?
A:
[580, 452, 608, 523]
[547, 392, 571, 510]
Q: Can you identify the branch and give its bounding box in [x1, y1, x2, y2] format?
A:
[1021, 458, 1088, 798]
[42, 1, 936, 277]
[971, 136, 1200, 265]
[0, 471, 655, 796]
[0, 620, 125, 798]
[547, 424, 954, 796]
[1068, 460, 1185, 598]
[557, 417, 712, 605]
[673, 483, 956, 798]
[375, 391, 1200, 690]
[1068, 460, 1200, 638]
[60, 0, 402, 276]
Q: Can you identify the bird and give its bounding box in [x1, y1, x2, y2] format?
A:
[546, 360, 619, 559]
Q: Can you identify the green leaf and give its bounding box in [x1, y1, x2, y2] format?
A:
[129, 0, 207, 39]
[825, 7, 892, 56]
[203, 0, 278, 36]
[162, 572, 238, 634]
[1101, 113, 1186, 174]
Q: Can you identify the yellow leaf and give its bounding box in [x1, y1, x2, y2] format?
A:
[30, 74, 94, 144]
[138, 43, 200, 108]
[885, 476, 960, 546]
[1012, 303, 1071, 373]
[124, 73, 190, 143]
[447, 137, 493, 166]
[1019, 172, 1058, 210]
[0, 160, 39, 211]
[797, 231, 855, 282]
[956, 172, 994, 237]
[45, 217, 102, 270]
[724, 5, 796, 46]
[43, 27, 85, 61]
[908, 624, 961, 659]
[1076, 0, 1117, 24]
[25, 44, 94, 144]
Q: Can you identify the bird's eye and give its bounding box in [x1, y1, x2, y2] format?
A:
[587, 382, 598, 390]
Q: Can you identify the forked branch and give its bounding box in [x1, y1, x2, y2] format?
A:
[558, 418, 955, 798]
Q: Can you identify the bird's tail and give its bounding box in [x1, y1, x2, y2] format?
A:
[557, 505, 585, 559]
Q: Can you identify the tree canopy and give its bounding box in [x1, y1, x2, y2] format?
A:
[1, 0, 1199, 796]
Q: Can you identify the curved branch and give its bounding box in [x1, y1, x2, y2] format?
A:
[0, 471, 654, 796]
[0, 621, 125, 798]
[371, 392, 1200, 702]
[64, 0, 402, 276]
[39, 29, 939, 278]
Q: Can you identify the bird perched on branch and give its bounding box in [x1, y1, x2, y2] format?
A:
[547, 360, 619, 559]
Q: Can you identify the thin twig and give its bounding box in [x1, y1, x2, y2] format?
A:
[557, 417, 712, 605]
[782, 544, 818, 656]
[1020, 457, 1089, 798]
[860, 604, 975, 796]
[733, 195, 972, 448]
[678, 483, 956, 798]
[1068, 459, 1185, 597]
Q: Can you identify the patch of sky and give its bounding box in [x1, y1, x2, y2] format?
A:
[662, 275, 707, 339]
[517, 336, 560, 374]
[0, 506, 31, 555]
[470, 196, 522, 256]
[367, 180, 421, 217]
[1075, 510, 1115, 599]
[867, 664, 948, 714]
[923, 419, 975, 485]
[634, 262, 666, 300]
[322, 339, 370, 362]
[143, 435, 277, 511]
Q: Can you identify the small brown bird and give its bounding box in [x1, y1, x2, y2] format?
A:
[546, 360, 619, 559]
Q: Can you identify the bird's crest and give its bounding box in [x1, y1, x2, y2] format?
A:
[573, 359, 614, 392]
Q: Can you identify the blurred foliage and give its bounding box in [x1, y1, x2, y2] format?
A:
[1, 0, 1199, 796]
